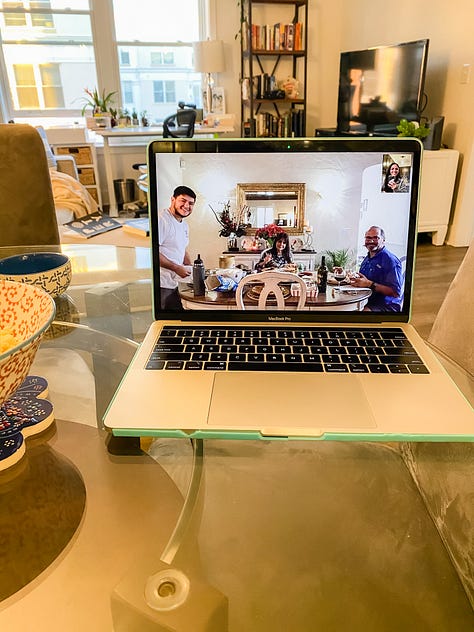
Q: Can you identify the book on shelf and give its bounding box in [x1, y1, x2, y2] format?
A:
[285, 23, 294, 51]
[250, 22, 303, 51]
[121, 217, 150, 237]
[64, 212, 121, 239]
[253, 108, 305, 138]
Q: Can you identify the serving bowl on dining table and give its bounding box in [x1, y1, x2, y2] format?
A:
[0, 279, 56, 406]
[0, 252, 72, 298]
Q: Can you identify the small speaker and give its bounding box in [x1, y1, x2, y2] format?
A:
[423, 116, 444, 150]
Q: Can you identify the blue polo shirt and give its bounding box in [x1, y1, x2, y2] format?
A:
[359, 247, 403, 312]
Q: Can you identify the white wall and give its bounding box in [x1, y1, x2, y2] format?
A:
[215, 0, 474, 245]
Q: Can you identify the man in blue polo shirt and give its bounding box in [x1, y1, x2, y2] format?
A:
[351, 225, 403, 312]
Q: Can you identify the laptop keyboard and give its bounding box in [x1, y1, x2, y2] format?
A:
[145, 326, 429, 374]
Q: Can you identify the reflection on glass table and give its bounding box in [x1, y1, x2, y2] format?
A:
[0, 244, 154, 342]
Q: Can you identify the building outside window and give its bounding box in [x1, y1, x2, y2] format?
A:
[0, 0, 96, 119]
[120, 50, 130, 66]
[113, 0, 202, 123]
[153, 80, 176, 104]
[0, 0, 204, 124]
[30, 1, 54, 28]
[151, 51, 175, 66]
[122, 80, 133, 106]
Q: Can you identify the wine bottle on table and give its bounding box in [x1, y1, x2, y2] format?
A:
[317, 255, 328, 293]
[193, 254, 205, 296]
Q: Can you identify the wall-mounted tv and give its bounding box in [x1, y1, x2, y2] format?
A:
[337, 39, 429, 136]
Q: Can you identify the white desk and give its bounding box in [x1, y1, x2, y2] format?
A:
[94, 123, 236, 216]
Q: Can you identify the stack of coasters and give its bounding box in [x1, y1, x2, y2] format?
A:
[0, 376, 54, 471]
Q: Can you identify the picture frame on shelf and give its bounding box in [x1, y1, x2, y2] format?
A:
[211, 87, 226, 114]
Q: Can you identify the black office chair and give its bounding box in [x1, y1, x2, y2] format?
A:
[163, 104, 197, 138]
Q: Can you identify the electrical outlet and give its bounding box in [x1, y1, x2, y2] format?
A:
[460, 64, 471, 85]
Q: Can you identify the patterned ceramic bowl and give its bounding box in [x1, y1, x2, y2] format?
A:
[0, 280, 56, 405]
[0, 252, 72, 298]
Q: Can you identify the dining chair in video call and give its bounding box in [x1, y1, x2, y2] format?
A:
[235, 271, 307, 310]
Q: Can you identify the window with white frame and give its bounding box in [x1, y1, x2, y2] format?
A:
[0, 0, 96, 117]
[113, 0, 202, 122]
[0, 0, 204, 124]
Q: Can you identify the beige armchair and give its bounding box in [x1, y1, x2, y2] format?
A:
[428, 239, 474, 377]
[0, 124, 60, 247]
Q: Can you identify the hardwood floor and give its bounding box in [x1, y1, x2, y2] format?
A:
[411, 234, 468, 340]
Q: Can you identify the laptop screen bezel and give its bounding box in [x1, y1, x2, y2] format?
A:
[147, 137, 422, 324]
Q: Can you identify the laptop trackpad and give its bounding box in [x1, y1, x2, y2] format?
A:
[208, 373, 376, 436]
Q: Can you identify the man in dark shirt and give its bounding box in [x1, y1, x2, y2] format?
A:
[351, 225, 403, 312]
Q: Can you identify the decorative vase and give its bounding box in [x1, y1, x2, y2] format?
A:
[227, 233, 239, 251]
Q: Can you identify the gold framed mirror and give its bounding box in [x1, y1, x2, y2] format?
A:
[236, 183, 305, 235]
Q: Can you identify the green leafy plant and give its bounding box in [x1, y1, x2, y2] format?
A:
[397, 118, 430, 140]
[324, 248, 354, 271]
[80, 87, 117, 116]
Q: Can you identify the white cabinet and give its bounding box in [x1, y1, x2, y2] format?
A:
[418, 149, 459, 245]
[225, 250, 317, 271]
[51, 142, 103, 208]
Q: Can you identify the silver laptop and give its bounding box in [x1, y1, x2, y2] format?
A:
[104, 137, 473, 440]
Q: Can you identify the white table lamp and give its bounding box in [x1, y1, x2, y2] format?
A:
[193, 40, 225, 114]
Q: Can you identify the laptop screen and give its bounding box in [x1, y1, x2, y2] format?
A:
[148, 137, 422, 323]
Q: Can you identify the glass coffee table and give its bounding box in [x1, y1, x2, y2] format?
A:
[0, 244, 472, 631]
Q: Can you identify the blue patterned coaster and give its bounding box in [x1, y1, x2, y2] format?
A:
[0, 376, 54, 470]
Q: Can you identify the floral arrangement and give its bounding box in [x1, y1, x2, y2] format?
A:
[209, 201, 250, 237]
[255, 223, 286, 244]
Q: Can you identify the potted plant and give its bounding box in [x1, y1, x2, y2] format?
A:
[324, 248, 354, 272]
[109, 107, 118, 127]
[80, 87, 116, 114]
[118, 108, 131, 127]
[397, 118, 431, 141]
[209, 201, 249, 250]
[81, 87, 117, 129]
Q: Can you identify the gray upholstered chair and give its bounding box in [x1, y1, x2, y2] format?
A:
[0, 124, 60, 247]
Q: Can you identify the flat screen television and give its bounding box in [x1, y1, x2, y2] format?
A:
[337, 39, 429, 136]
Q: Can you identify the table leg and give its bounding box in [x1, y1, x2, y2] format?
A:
[102, 136, 118, 217]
